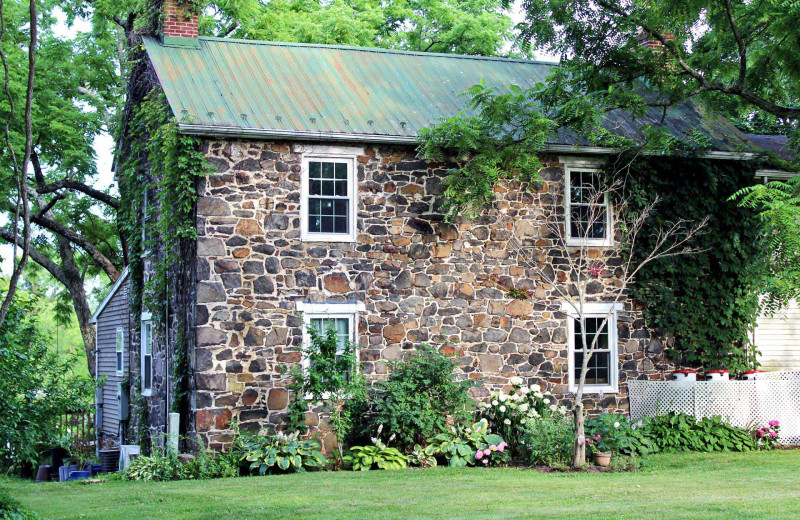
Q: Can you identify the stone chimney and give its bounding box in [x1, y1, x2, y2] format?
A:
[161, 0, 199, 48]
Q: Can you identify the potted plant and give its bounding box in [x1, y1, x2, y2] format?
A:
[586, 433, 612, 467]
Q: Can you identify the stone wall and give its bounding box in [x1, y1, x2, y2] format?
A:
[192, 139, 671, 449]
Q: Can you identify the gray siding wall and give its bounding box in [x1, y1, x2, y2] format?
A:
[95, 277, 131, 440]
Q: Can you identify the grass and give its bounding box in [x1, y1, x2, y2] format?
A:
[3, 451, 800, 519]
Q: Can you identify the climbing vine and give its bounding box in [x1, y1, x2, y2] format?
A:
[117, 87, 209, 439]
[616, 155, 770, 372]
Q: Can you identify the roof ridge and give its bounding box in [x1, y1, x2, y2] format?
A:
[196, 36, 558, 66]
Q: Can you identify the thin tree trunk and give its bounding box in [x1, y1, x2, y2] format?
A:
[0, 0, 36, 328]
[572, 403, 585, 467]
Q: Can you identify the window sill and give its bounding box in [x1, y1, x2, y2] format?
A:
[565, 238, 614, 248]
[300, 233, 357, 243]
[570, 385, 618, 395]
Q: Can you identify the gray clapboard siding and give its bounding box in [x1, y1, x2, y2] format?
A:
[95, 275, 131, 438]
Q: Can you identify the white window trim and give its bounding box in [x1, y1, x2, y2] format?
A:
[141, 312, 153, 397]
[300, 154, 358, 243]
[564, 166, 614, 247]
[297, 302, 364, 400]
[562, 302, 622, 394]
[115, 327, 125, 377]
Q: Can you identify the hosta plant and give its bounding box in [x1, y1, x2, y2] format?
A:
[409, 444, 437, 468]
[344, 425, 409, 471]
[242, 431, 326, 475]
[425, 420, 509, 467]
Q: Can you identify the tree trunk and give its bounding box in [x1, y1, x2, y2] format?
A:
[572, 403, 586, 468]
[56, 236, 97, 377]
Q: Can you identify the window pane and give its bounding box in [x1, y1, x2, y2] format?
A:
[309, 161, 321, 177]
[574, 351, 611, 385]
[574, 317, 610, 351]
[335, 163, 347, 179]
[321, 162, 335, 179]
[144, 356, 152, 389]
[309, 317, 350, 354]
[117, 352, 122, 371]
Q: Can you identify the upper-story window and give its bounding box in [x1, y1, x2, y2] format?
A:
[301, 156, 357, 242]
[565, 167, 613, 246]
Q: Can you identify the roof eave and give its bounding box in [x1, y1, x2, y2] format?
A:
[89, 267, 130, 325]
[178, 123, 756, 161]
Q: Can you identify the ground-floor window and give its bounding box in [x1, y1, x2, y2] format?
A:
[141, 314, 153, 396]
[296, 302, 363, 380]
[563, 302, 621, 393]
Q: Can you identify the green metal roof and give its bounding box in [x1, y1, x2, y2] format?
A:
[144, 36, 755, 153]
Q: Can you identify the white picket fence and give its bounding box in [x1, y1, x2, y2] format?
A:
[628, 375, 800, 444]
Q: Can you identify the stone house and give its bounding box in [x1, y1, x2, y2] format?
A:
[94, 0, 769, 450]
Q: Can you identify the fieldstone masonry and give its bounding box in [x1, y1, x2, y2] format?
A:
[192, 139, 672, 449]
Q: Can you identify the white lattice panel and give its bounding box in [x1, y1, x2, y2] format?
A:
[753, 370, 800, 381]
[628, 380, 800, 445]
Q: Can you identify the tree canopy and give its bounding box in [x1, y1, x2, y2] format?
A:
[514, 0, 799, 147]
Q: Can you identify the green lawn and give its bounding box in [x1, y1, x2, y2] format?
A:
[4, 451, 800, 519]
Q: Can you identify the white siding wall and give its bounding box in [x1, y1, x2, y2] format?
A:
[754, 300, 800, 371]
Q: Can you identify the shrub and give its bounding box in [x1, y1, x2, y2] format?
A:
[285, 326, 367, 461]
[521, 415, 574, 466]
[477, 377, 567, 455]
[123, 451, 186, 482]
[425, 420, 509, 467]
[585, 413, 657, 456]
[364, 345, 475, 451]
[645, 413, 758, 453]
[409, 444, 437, 468]
[0, 296, 96, 471]
[754, 420, 781, 448]
[242, 431, 326, 475]
[184, 447, 239, 479]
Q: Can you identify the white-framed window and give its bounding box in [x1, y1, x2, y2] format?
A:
[115, 327, 124, 376]
[141, 313, 153, 396]
[297, 302, 363, 397]
[562, 302, 621, 394]
[300, 156, 357, 242]
[564, 166, 613, 246]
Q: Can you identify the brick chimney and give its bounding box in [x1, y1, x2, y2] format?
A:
[161, 0, 199, 48]
[637, 29, 676, 50]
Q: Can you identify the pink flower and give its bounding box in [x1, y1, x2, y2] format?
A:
[482, 458, 489, 465]
[594, 434, 602, 441]
[756, 429, 765, 437]
[499, 441, 508, 449]
[497, 444, 505, 452]
[769, 420, 780, 427]
[475, 450, 483, 460]
[769, 432, 778, 438]
[483, 449, 492, 457]
[489, 445, 497, 451]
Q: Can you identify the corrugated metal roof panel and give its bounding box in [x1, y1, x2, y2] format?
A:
[144, 36, 755, 152]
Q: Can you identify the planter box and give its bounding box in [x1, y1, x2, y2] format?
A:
[67, 470, 90, 481]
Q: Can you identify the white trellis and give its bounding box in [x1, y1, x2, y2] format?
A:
[628, 377, 800, 445]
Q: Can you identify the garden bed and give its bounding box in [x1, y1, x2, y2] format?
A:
[3, 451, 800, 520]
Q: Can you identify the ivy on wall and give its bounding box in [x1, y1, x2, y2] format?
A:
[616, 156, 769, 372]
[116, 87, 209, 444]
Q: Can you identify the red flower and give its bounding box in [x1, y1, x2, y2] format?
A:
[588, 263, 604, 278]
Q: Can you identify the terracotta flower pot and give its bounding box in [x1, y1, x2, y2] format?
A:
[593, 451, 612, 467]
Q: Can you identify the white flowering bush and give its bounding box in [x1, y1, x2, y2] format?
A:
[476, 377, 568, 454]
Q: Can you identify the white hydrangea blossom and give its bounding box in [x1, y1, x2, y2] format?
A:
[509, 376, 523, 386]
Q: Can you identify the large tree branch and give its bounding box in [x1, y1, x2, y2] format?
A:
[22, 206, 120, 282]
[0, 228, 68, 286]
[595, 0, 800, 120]
[35, 177, 120, 209]
[723, 0, 747, 89]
